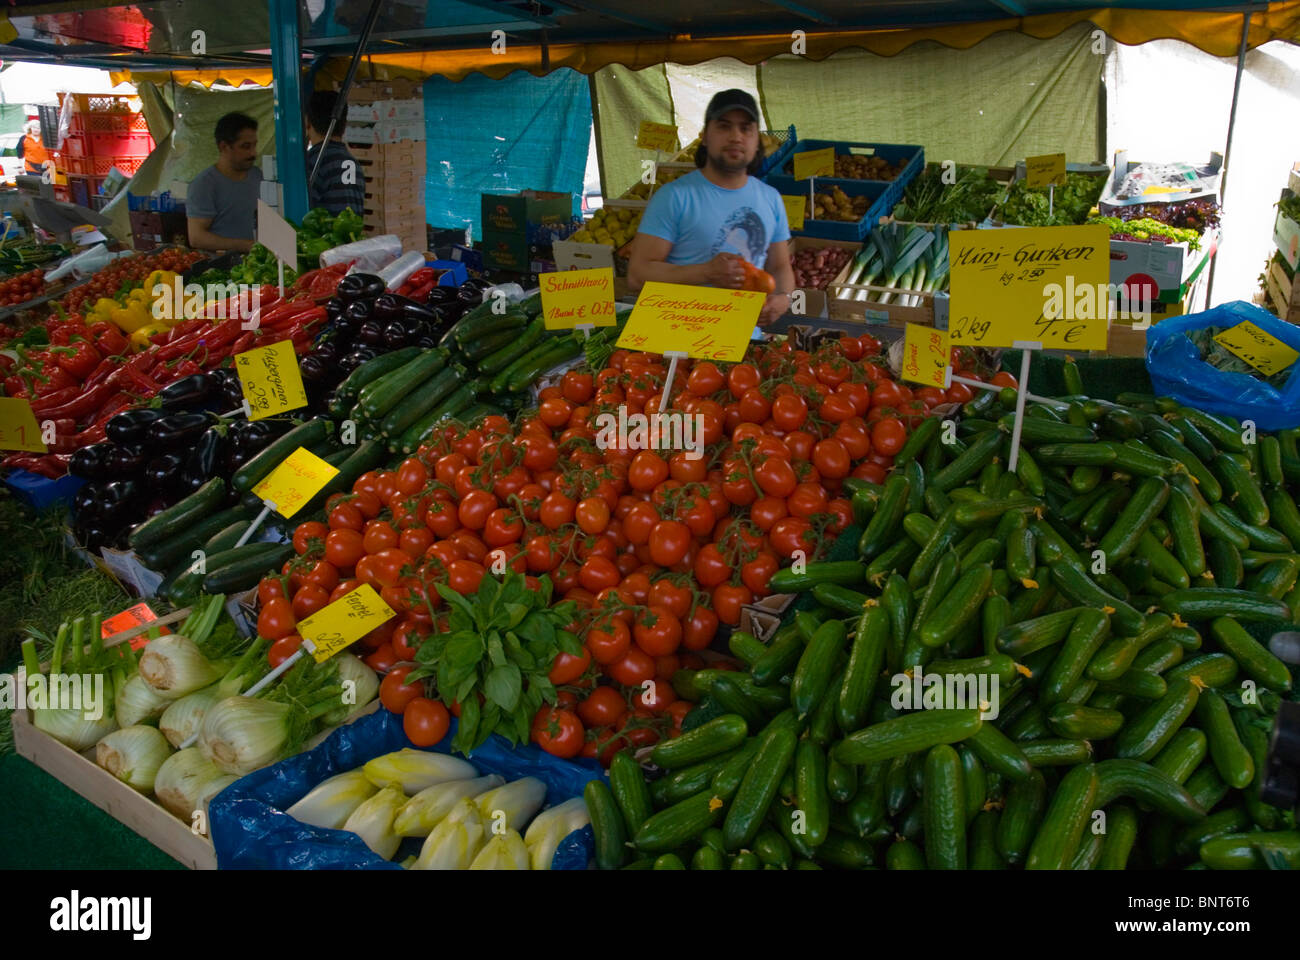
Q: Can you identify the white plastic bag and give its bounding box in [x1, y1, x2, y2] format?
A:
[322, 235, 403, 272]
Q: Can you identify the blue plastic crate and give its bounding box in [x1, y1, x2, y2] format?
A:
[766, 173, 889, 241]
[4, 468, 86, 511]
[427, 259, 468, 287]
[781, 140, 924, 221]
[756, 125, 798, 178]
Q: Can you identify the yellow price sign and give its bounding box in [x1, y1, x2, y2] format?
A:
[617, 281, 765, 363]
[253, 447, 340, 519]
[793, 148, 835, 181]
[1025, 153, 1067, 188]
[298, 584, 396, 663]
[636, 121, 679, 153]
[947, 224, 1110, 351]
[900, 324, 950, 389]
[1213, 321, 1300, 376]
[0, 397, 46, 452]
[782, 195, 806, 231]
[539, 267, 618, 330]
[235, 339, 307, 421]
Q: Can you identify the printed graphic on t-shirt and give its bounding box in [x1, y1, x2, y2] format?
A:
[713, 208, 768, 264]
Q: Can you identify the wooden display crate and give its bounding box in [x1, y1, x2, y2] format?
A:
[789, 236, 862, 320]
[1266, 257, 1300, 325]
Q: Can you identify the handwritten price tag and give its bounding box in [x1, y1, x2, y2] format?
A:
[253, 447, 340, 519]
[299, 584, 396, 663]
[1213, 321, 1300, 376]
[539, 267, 618, 330]
[901, 324, 950, 389]
[618, 281, 764, 363]
[793, 147, 835, 181]
[0, 397, 46, 452]
[947, 224, 1110, 350]
[1025, 153, 1066, 188]
[782, 195, 806, 231]
[102, 603, 169, 651]
[235, 339, 307, 421]
[636, 121, 679, 153]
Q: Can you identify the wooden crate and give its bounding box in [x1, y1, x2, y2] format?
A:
[789, 236, 861, 320]
[1266, 258, 1300, 324]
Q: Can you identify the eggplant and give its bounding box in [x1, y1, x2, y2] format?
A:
[357, 319, 386, 347]
[313, 339, 342, 366]
[345, 298, 374, 323]
[383, 321, 412, 350]
[300, 354, 330, 383]
[185, 427, 225, 481]
[144, 452, 187, 487]
[68, 442, 113, 482]
[426, 286, 456, 305]
[158, 373, 213, 411]
[106, 408, 166, 446]
[105, 443, 149, 476]
[220, 376, 246, 412]
[326, 297, 348, 322]
[336, 273, 385, 302]
[457, 285, 484, 306]
[414, 333, 439, 350]
[149, 411, 211, 448]
[103, 478, 141, 505]
[72, 484, 101, 521]
[80, 525, 112, 552]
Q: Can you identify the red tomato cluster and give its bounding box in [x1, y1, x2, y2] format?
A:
[0, 268, 45, 306]
[259, 331, 1003, 765]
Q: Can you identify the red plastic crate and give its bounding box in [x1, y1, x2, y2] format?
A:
[59, 155, 144, 178]
[59, 134, 86, 157]
[88, 130, 153, 158]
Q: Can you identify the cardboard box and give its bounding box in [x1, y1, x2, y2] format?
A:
[129, 209, 188, 251]
[1097, 320, 1150, 358]
[480, 228, 530, 272]
[346, 78, 420, 101]
[481, 190, 575, 241]
[1107, 227, 1217, 305]
[553, 238, 616, 272]
[1100, 150, 1223, 210]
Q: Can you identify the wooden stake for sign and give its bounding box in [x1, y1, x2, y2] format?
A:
[659, 351, 688, 411]
[1006, 341, 1041, 473]
[1048, 184, 1055, 221]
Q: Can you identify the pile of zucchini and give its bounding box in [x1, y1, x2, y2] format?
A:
[592, 374, 1298, 870]
[327, 291, 588, 455]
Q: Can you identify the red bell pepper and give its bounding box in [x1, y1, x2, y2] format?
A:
[50, 341, 102, 380]
[88, 321, 129, 356]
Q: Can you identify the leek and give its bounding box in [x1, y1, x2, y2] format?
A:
[286, 769, 378, 830]
[469, 830, 530, 870]
[154, 748, 236, 820]
[139, 635, 229, 699]
[413, 799, 485, 870]
[160, 687, 220, 748]
[115, 673, 171, 728]
[362, 749, 476, 793]
[95, 725, 172, 793]
[394, 774, 505, 837]
[342, 784, 407, 860]
[475, 777, 546, 833]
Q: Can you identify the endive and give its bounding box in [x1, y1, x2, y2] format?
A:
[469, 830, 530, 870]
[342, 784, 406, 860]
[522, 797, 589, 846]
[475, 776, 545, 832]
[413, 799, 485, 870]
[362, 749, 476, 793]
[393, 774, 505, 837]
[285, 770, 378, 831]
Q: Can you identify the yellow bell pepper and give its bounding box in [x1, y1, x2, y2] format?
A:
[131, 322, 168, 350]
[91, 297, 119, 323]
[110, 300, 153, 334]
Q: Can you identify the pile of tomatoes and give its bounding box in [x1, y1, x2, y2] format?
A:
[256, 331, 1011, 764]
[0, 268, 45, 307]
[59, 248, 203, 317]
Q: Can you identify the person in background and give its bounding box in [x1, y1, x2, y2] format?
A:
[628, 89, 793, 326]
[305, 90, 365, 215]
[187, 112, 262, 252]
[16, 120, 49, 177]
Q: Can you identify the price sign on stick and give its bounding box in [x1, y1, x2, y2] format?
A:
[1025, 154, 1067, 188]
[253, 447, 339, 519]
[256, 199, 297, 297]
[1213, 321, 1300, 376]
[0, 397, 46, 452]
[900, 324, 950, 389]
[793, 148, 834, 181]
[298, 584, 396, 663]
[102, 603, 169, 651]
[539, 267, 617, 330]
[235, 339, 308, 421]
[947, 224, 1110, 351]
[636, 121, 679, 153]
[782, 195, 806, 231]
[618, 282, 764, 363]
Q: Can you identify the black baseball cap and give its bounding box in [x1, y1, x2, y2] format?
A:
[705, 89, 760, 125]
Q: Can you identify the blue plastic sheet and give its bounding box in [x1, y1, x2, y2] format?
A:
[1146, 300, 1300, 432]
[209, 708, 603, 870]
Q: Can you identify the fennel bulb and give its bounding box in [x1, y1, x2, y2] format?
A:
[285, 770, 378, 831]
[341, 784, 407, 860]
[362, 748, 476, 793]
[159, 687, 219, 748]
[154, 748, 236, 819]
[318, 654, 379, 725]
[394, 774, 505, 838]
[32, 707, 116, 752]
[115, 674, 171, 727]
[95, 725, 172, 793]
[139, 635, 227, 699]
[198, 696, 309, 776]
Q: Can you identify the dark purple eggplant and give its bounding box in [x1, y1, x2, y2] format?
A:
[426, 286, 456, 305]
[105, 443, 149, 476]
[326, 297, 348, 321]
[80, 525, 112, 552]
[357, 319, 386, 347]
[344, 298, 374, 324]
[300, 354, 330, 383]
[185, 427, 224, 480]
[383, 321, 413, 350]
[414, 333, 439, 349]
[72, 484, 101, 521]
[106, 408, 165, 446]
[336, 273, 385, 302]
[68, 443, 113, 482]
[313, 339, 342, 365]
[220, 376, 246, 412]
[145, 452, 186, 486]
[158, 373, 213, 411]
[149, 412, 211, 448]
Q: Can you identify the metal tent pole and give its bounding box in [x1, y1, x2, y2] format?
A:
[308, 0, 383, 192]
[1205, 10, 1252, 306]
[270, 0, 308, 223]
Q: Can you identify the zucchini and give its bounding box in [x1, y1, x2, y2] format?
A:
[202, 520, 252, 556]
[376, 360, 460, 438]
[200, 541, 295, 596]
[453, 305, 529, 346]
[230, 419, 333, 494]
[134, 504, 253, 571]
[128, 477, 227, 550]
[356, 349, 450, 420]
[328, 346, 422, 417]
[507, 337, 583, 392]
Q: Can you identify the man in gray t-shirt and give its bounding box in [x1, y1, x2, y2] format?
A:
[187, 112, 263, 252]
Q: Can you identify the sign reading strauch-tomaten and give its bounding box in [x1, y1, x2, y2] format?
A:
[947, 224, 1110, 350]
[618, 281, 764, 363]
[539, 267, 617, 330]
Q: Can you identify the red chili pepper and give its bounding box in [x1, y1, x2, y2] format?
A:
[30, 454, 70, 478]
[408, 280, 436, 302]
[34, 365, 78, 397]
[83, 356, 120, 389]
[29, 385, 83, 415]
[229, 331, 256, 356]
[35, 378, 122, 421]
[171, 359, 203, 380]
[72, 422, 108, 446]
[5, 454, 41, 472]
[0, 355, 14, 375]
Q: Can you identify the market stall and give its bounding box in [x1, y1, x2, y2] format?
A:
[0, 0, 1298, 887]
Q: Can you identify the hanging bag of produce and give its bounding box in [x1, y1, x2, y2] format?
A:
[1146, 300, 1300, 431]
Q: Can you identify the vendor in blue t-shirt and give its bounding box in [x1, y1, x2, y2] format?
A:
[629, 90, 794, 326]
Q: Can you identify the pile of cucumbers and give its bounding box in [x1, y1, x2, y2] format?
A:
[592, 371, 1297, 870]
[327, 290, 589, 455]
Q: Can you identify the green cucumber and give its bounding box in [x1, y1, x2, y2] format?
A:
[997, 769, 1046, 865]
[1020, 739, 1093, 766]
[919, 563, 992, 648]
[832, 709, 982, 766]
[931, 429, 1004, 493]
[1165, 653, 1238, 689]
[996, 608, 1078, 658]
[1199, 832, 1300, 870]
[837, 604, 888, 735]
[1047, 703, 1124, 739]
[1196, 689, 1254, 789]
[1114, 677, 1200, 761]
[859, 473, 911, 562]
[1151, 727, 1207, 784]
[1098, 803, 1139, 870]
[923, 745, 966, 869]
[794, 738, 830, 848]
[770, 561, 866, 594]
[722, 725, 798, 852]
[609, 752, 654, 837]
[1026, 763, 1099, 870]
[1160, 588, 1291, 623]
[633, 789, 723, 854]
[791, 620, 846, 720]
[650, 714, 748, 768]
[1208, 617, 1291, 690]
[585, 779, 627, 869]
